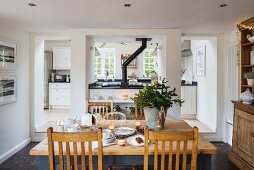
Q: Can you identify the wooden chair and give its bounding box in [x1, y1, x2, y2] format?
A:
[47, 127, 103, 170]
[144, 127, 199, 170]
[134, 103, 144, 120]
[87, 101, 113, 117]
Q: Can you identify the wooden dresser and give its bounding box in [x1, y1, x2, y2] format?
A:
[229, 101, 254, 170]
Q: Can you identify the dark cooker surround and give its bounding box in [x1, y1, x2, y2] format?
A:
[121, 38, 152, 88]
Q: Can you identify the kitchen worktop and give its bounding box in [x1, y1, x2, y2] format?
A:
[89, 81, 197, 89]
[89, 78, 151, 89]
[49, 81, 70, 83]
[181, 81, 197, 86]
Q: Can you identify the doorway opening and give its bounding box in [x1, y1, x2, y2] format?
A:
[181, 36, 218, 133]
[32, 36, 71, 133]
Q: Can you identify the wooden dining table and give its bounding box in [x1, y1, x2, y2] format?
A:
[30, 120, 217, 170]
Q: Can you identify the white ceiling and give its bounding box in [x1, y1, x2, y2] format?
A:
[0, 0, 253, 33]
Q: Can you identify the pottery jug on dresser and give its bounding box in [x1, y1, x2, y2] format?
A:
[240, 88, 254, 104]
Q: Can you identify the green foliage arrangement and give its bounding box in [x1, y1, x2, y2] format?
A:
[243, 72, 254, 79]
[132, 78, 184, 111]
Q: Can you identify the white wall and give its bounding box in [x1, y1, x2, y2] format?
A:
[70, 29, 181, 118]
[191, 39, 217, 131]
[0, 26, 30, 163]
[224, 30, 240, 145]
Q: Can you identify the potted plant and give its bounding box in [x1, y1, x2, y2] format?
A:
[243, 72, 254, 86]
[132, 78, 183, 129]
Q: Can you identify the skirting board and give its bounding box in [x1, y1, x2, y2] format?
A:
[181, 114, 196, 119]
[0, 138, 31, 164]
[31, 132, 47, 142]
[34, 121, 47, 131]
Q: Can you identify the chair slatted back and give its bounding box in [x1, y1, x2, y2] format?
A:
[134, 103, 144, 120]
[47, 127, 103, 170]
[87, 102, 112, 117]
[144, 127, 198, 170]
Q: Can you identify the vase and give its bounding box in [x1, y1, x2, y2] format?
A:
[247, 79, 254, 86]
[143, 107, 160, 130]
[240, 88, 254, 104]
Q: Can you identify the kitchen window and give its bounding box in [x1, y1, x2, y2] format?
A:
[143, 49, 158, 75]
[94, 48, 116, 77]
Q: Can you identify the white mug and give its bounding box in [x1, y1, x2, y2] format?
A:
[57, 120, 64, 126]
[102, 129, 114, 139]
[67, 124, 81, 132]
[56, 125, 64, 132]
[81, 114, 92, 126]
[65, 118, 76, 127]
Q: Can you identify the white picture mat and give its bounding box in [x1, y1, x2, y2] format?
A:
[196, 46, 206, 76]
[0, 73, 17, 105]
[0, 40, 17, 70]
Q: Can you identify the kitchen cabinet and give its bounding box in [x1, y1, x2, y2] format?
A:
[229, 101, 254, 170]
[49, 83, 70, 109]
[53, 47, 70, 70]
[181, 86, 197, 119]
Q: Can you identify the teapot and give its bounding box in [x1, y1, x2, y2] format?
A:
[64, 116, 77, 127]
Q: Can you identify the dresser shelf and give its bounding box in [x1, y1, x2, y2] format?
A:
[242, 64, 254, 68]
[242, 41, 254, 47]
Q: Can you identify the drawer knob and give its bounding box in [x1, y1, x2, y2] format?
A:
[252, 133, 254, 137]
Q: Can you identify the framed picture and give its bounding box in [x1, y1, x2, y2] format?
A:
[0, 41, 17, 70]
[196, 46, 206, 76]
[0, 73, 17, 105]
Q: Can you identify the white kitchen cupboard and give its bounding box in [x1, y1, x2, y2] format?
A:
[53, 47, 70, 70]
[49, 83, 70, 109]
[181, 86, 197, 119]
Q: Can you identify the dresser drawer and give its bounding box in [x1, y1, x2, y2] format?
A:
[49, 83, 70, 89]
[51, 89, 70, 97]
[51, 97, 70, 105]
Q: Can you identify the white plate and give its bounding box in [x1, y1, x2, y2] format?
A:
[126, 134, 146, 147]
[114, 127, 135, 136]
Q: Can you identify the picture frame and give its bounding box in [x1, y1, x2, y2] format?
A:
[0, 40, 17, 70]
[0, 73, 17, 105]
[196, 46, 206, 76]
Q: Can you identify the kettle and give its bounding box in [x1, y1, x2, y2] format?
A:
[66, 75, 70, 82]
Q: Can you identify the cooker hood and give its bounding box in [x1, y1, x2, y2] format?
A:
[121, 38, 151, 87]
[181, 40, 193, 57]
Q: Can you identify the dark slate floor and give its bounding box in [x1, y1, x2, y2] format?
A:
[0, 142, 239, 170]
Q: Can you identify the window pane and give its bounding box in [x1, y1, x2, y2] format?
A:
[94, 48, 116, 76]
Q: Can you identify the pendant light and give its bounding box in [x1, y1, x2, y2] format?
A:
[152, 43, 159, 56]
[95, 47, 100, 56]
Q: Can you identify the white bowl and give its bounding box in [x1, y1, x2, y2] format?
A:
[94, 95, 101, 100]
[104, 95, 112, 100]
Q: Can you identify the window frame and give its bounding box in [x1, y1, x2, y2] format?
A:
[94, 48, 116, 78]
[143, 49, 158, 76]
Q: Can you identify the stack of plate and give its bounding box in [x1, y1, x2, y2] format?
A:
[102, 129, 115, 144]
[114, 127, 136, 138]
